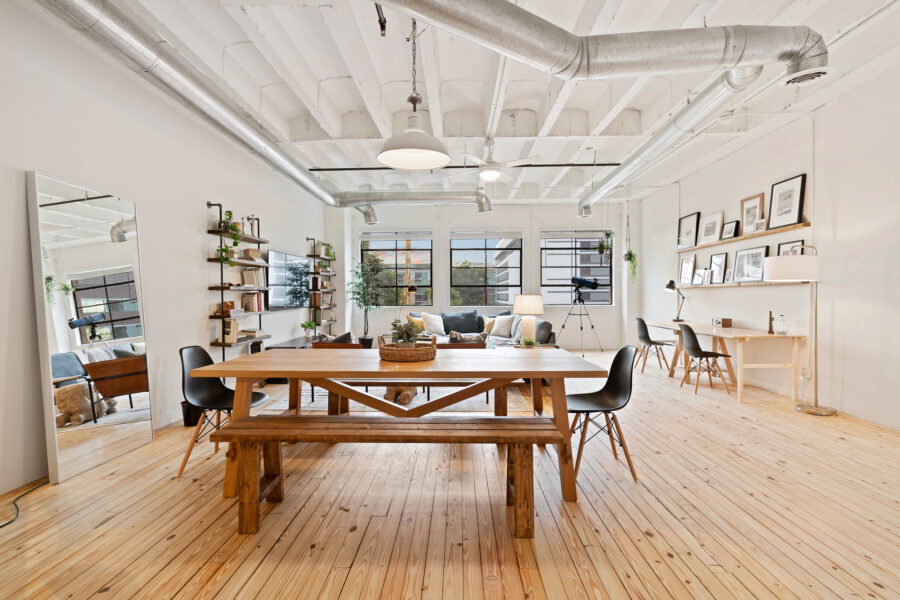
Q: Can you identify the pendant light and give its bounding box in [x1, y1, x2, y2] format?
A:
[377, 19, 451, 170]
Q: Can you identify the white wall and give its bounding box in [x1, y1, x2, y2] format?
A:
[638, 72, 900, 428]
[0, 1, 327, 493]
[343, 202, 630, 351]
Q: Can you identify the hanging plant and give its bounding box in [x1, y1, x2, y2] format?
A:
[597, 230, 614, 254]
[623, 249, 638, 283]
[216, 209, 240, 266]
[45, 276, 74, 305]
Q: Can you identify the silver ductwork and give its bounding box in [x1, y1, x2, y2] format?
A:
[110, 218, 136, 242]
[338, 190, 492, 212]
[36, 0, 338, 207]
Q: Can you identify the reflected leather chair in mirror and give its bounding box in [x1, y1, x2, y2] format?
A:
[178, 346, 268, 477]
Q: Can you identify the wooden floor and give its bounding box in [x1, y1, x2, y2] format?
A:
[2, 351, 898, 599]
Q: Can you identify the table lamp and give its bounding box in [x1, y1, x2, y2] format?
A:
[513, 294, 544, 342]
[664, 280, 686, 322]
[764, 245, 835, 416]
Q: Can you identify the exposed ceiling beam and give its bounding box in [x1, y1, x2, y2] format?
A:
[484, 53, 511, 141]
[418, 24, 444, 138]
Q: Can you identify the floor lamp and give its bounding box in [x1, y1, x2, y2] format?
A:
[764, 245, 836, 416]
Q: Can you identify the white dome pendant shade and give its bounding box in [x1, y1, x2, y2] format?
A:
[377, 113, 450, 170]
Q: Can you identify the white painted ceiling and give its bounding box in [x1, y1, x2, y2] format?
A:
[122, 0, 900, 204]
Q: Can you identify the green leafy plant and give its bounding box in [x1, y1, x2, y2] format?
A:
[44, 276, 74, 305]
[300, 320, 317, 332]
[391, 318, 422, 344]
[347, 255, 386, 337]
[520, 336, 538, 348]
[216, 210, 240, 266]
[623, 249, 638, 283]
[323, 243, 336, 260]
[316, 260, 329, 273]
[597, 230, 614, 254]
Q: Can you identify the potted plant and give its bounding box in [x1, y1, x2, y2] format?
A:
[301, 320, 317, 334]
[347, 256, 385, 348]
[391, 319, 422, 348]
[323, 243, 336, 260]
[520, 336, 538, 349]
[44, 275, 74, 305]
[623, 249, 638, 283]
[316, 260, 329, 273]
[597, 230, 614, 254]
[216, 210, 240, 266]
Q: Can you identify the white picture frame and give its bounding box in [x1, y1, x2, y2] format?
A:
[680, 255, 695, 285]
[698, 211, 724, 244]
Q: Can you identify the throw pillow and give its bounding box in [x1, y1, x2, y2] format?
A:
[482, 316, 496, 334]
[329, 331, 353, 343]
[442, 309, 479, 334]
[112, 347, 139, 358]
[491, 314, 515, 338]
[421, 312, 446, 335]
[406, 314, 424, 329]
[535, 318, 553, 344]
[449, 331, 487, 343]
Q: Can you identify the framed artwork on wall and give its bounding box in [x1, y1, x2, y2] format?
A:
[709, 252, 727, 284]
[692, 269, 705, 285]
[677, 212, 699, 249]
[740, 193, 765, 234]
[724, 268, 734, 283]
[768, 174, 806, 229]
[777, 240, 804, 256]
[721, 220, 739, 239]
[734, 246, 768, 282]
[698, 211, 724, 244]
[680, 255, 695, 285]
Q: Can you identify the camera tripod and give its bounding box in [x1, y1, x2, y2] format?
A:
[558, 286, 604, 356]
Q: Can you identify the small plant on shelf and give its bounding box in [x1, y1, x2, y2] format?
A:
[623, 249, 638, 283]
[520, 336, 538, 348]
[216, 210, 240, 266]
[301, 320, 317, 333]
[323, 243, 336, 260]
[316, 260, 329, 273]
[391, 319, 422, 348]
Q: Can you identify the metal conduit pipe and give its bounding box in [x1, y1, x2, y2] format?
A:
[36, 0, 338, 207]
[338, 190, 492, 214]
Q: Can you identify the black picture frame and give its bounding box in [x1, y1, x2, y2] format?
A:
[768, 174, 806, 229]
[677, 212, 700, 249]
[777, 240, 804, 256]
[734, 245, 769, 282]
[709, 252, 727, 284]
[721, 220, 740, 239]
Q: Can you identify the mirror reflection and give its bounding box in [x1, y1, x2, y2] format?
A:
[31, 174, 152, 481]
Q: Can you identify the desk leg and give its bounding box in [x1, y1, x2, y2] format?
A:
[715, 337, 737, 384]
[288, 378, 301, 416]
[791, 338, 799, 404]
[224, 378, 255, 498]
[736, 341, 745, 404]
[549, 378, 577, 502]
[668, 332, 683, 378]
[530, 378, 544, 415]
[494, 385, 507, 416]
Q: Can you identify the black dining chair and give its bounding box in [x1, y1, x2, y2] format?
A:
[566, 345, 639, 481]
[678, 324, 731, 395]
[635, 317, 675, 373]
[177, 346, 268, 477]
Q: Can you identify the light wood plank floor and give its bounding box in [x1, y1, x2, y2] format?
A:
[2, 351, 898, 599]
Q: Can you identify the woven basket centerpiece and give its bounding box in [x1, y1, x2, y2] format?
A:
[377, 336, 437, 362]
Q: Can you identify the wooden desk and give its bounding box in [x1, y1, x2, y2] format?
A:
[192, 347, 607, 502]
[646, 321, 805, 403]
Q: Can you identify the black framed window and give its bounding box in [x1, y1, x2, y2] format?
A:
[360, 238, 432, 306]
[540, 233, 612, 305]
[71, 271, 142, 343]
[450, 237, 522, 306]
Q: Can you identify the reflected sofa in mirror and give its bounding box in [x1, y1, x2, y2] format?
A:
[27, 173, 153, 483]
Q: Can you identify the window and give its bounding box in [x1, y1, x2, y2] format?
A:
[450, 235, 522, 306]
[540, 231, 612, 305]
[360, 235, 432, 306]
[71, 271, 142, 343]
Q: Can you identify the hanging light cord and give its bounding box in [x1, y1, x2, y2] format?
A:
[407, 19, 420, 112]
[0, 481, 48, 528]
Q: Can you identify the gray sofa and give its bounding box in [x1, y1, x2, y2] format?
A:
[409, 309, 556, 346]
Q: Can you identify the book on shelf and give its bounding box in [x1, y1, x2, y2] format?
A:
[239, 328, 267, 339]
[241, 293, 257, 313]
[223, 318, 238, 344]
[241, 268, 265, 287]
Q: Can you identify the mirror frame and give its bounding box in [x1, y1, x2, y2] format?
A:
[26, 171, 154, 483]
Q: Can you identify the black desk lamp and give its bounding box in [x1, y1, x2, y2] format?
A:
[664, 280, 685, 322]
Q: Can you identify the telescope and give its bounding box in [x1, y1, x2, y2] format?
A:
[68, 313, 105, 329]
[570, 276, 599, 290]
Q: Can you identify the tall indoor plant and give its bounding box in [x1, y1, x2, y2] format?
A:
[347, 255, 385, 348]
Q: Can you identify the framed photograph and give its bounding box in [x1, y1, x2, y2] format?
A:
[768, 174, 806, 229]
[679, 255, 695, 285]
[709, 252, 727, 284]
[698, 211, 724, 244]
[721, 220, 739, 239]
[692, 269, 705, 285]
[777, 240, 804, 256]
[677, 212, 699, 249]
[724, 268, 734, 283]
[702, 269, 712, 285]
[740, 193, 765, 234]
[734, 246, 768, 282]
[754, 222, 767, 232]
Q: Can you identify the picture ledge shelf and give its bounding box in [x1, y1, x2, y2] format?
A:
[677, 222, 810, 253]
[682, 281, 810, 290]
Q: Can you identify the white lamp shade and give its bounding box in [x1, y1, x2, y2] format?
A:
[479, 166, 502, 181]
[377, 114, 451, 170]
[763, 254, 820, 282]
[513, 294, 544, 315]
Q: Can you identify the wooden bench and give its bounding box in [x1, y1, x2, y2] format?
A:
[209, 415, 564, 537]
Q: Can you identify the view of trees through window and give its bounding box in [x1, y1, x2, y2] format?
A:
[450, 237, 522, 306]
[540, 234, 613, 305]
[71, 271, 142, 343]
[360, 238, 433, 306]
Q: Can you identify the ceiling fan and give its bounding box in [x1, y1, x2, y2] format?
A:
[445, 140, 541, 183]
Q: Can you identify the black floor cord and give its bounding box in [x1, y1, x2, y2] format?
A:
[0, 481, 49, 529]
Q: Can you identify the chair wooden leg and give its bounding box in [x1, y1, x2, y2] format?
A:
[660, 347, 670, 371]
[641, 346, 650, 373]
[512, 444, 534, 538]
[611, 414, 637, 482]
[694, 359, 702, 394]
[177, 410, 206, 478]
[654, 346, 663, 369]
[707, 358, 715, 388]
[214, 410, 221, 454]
[604, 413, 618, 459]
[715, 359, 731, 395]
[237, 442, 261, 534]
[569, 413, 580, 436]
[634, 346, 643, 369]
[680, 359, 693, 387]
[573, 414, 589, 478]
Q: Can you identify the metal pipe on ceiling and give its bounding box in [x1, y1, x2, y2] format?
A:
[338, 190, 491, 212]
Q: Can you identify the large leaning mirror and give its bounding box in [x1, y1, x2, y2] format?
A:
[26, 173, 153, 482]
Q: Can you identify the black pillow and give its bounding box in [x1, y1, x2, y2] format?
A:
[329, 331, 353, 343]
[112, 347, 139, 358]
[534, 319, 553, 344]
[442, 309, 479, 334]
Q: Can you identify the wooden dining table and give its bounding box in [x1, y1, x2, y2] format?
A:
[191, 347, 607, 502]
[646, 320, 806, 403]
